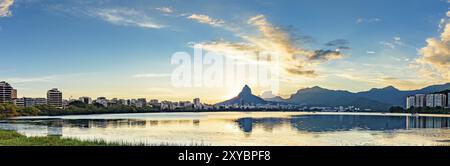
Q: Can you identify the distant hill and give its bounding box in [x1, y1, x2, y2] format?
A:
[215, 85, 267, 106]
[218, 83, 450, 111]
[283, 83, 450, 111]
[285, 86, 391, 111]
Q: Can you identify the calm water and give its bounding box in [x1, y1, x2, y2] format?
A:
[1, 112, 450, 146]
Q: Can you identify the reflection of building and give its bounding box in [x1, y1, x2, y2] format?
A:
[0, 81, 15, 104]
[47, 88, 63, 108]
[448, 93, 450, 108]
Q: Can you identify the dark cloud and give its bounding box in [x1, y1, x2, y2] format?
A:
[308, 50, 344, 61]
[325, 39, 351, 50]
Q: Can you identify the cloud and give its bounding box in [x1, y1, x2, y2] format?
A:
[89, 8, 165, 29]
[325, 39, 351, 50]
[0, 0, 14, 17]
[380, 36, 403, 49]
[155, 7, 173, 13]
[308, 50, 345, 61]
[132, 73, 171, 78]
[187, 14, 225, 27]
[356, 18, 381, 24]
[190, 14, 345, 77]
[366, 50, 376, 54]
[416, 10, 450, 80]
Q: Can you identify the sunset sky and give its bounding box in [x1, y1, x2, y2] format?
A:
[1, 0, 450, 103]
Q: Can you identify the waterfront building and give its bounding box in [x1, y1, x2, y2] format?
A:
[136, 98, 147, 108]
[34, 98, 47, 105]
[16, 97, 35, 107]
[406, 96, 415, 109]
[95, 97, 108, 107]
[415, 94, 426, 107]
[426, 94, 434, 107]
[79, 97, 92, 104]
[448, 93, 450, 108]
[434, 94, 446, 107]
[0, 81, 14, 104]
[47, 88, 63, 108]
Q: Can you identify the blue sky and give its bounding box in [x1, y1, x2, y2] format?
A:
[1, 0, 449, 103]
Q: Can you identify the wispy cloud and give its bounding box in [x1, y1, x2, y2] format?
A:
[5, 75, 57, 84]
[132, 73, 171, 78]
[155, 7, 173, 13]
[89, 8, 165, 29]
[356, 17, 381, 24]
[0, 0, 14, 17]
[380, 36, 403, 49]
[187, 14, 225, 27]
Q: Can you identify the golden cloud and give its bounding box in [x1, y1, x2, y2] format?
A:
[417, 10, 450, 80]
[0, 0, 14, 17]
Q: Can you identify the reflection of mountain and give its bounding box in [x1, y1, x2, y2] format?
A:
[236, 118, 287, 133]
[235, 115, 450, 133]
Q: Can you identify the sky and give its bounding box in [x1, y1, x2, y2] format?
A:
[0, 0, 450, 103]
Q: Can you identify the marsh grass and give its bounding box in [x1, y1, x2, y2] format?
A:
[0, 130, 208, 146]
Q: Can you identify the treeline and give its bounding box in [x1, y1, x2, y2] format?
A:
[389, 106, 450, 114]
[0, 101, 160, 119]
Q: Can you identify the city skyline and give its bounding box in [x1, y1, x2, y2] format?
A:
[1, 0, 450, 103]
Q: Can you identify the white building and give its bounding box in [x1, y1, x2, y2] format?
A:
[406, 96, 415, 109]
[415, 94, 426, 107]
[95, 97, 108, 107]
[79, 97, 92, 104]
[426, 94, 434, 107]
[434, 94, 446, 107]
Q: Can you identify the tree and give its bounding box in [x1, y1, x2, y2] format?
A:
[389, 106, 405, 113]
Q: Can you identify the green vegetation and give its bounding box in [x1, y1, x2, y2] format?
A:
[0, 130, 122, 146]
[389, 106, 450, 114]
[0, 102, 160, 119]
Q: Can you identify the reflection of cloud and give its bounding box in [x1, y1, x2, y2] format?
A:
[89, 8, 165, 29]
[187, 14, 224, 27]
[416, 10, 450, 80]
[0, 0, 14, 17]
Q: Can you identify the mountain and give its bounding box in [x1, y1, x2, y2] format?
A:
[215, 85, 267, 106]
[284, 83, 450, 111]
[356, 83, 450, 107]
[286, 86, 391, 111]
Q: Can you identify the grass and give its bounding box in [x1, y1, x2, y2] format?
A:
[0, 130, 125, 146]
[0, 129, 209, 146]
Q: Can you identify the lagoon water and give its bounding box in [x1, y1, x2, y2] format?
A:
[1, 112, 450, 146]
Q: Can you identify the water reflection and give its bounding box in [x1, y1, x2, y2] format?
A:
[236, 115, 450, 133]
[1, 113, 450, 146]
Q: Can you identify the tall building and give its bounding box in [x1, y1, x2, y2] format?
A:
[0, 81, 14, 104]
[406, 96, 415, 109]
[448, 93, 450, 108]
[434, 94, 446, 107]
[415, 94, 425, 107]
[426, 94, 434, 107]
[47, 88, 63, 108]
